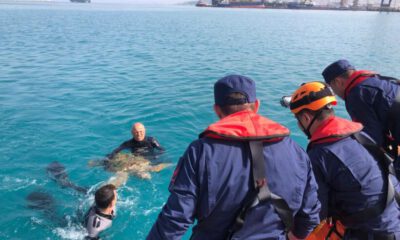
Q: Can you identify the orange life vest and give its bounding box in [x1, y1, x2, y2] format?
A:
[200, 110, 290, 141]
[309, 116, 363, 145]
[344, 70, 377, 99]
[306, 220, 345, 240]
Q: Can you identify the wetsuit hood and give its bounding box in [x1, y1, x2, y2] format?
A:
[310, 116, 363, 144]
[200, 110, 289, 141]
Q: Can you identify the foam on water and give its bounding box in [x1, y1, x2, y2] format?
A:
[53, 225, 87, 240]
[30, 216, 44, 226]
[0, 175, 40, 191]
[118, 194, 139, 207]
[143, 205, 163, 216]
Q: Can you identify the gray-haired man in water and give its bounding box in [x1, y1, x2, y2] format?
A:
[107, 122, 164, 160]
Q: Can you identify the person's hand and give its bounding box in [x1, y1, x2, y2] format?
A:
[287, 231, 304, 240]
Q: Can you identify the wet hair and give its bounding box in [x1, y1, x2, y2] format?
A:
[95, 184, 116, 209]
[298, 107, 334, 121]
[218, 92, 256, 116]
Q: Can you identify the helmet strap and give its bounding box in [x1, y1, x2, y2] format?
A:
[297, 110, 323, 139]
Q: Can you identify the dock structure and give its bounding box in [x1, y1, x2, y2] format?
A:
[202, 0, 400, 12]
[380, 0, 393, 7]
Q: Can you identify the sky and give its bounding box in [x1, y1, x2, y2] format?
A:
[93, 0, 185, 3]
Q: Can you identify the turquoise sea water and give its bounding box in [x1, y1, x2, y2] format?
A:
[1, 3, 400, 239]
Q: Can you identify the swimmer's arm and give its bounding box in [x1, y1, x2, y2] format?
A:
[107, 140, 131, 159]
[151, 138, 165, 152]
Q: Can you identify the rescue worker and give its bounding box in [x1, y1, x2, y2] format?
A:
[285, 81, 400, 240]
[107, 122, 164, 159]
[147, 75, 320, 240]
[322, 59, 400, 178]
[84, 184, 117, 240]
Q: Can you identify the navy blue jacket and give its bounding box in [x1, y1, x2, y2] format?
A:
[345, 74, 399, 147]
[308, 118, 400, 234]
[147, 111, 320, 240]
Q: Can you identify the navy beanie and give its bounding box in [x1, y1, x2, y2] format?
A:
[214, 75, 256, 106]
[322, 59, 355, 84]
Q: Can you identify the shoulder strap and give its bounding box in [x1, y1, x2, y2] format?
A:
[352, 132, 393, 172]
[387, 89, 400, 156]
[377, 74, 400, 137]
[374, 75, 400, 166]
[250, 141, 294, 230]
[338, 133, 398, 224]
[226, 141, 293, 239]
[376, 74, 400, 85]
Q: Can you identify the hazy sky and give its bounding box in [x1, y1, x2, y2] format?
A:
[93, 0, 185, 3]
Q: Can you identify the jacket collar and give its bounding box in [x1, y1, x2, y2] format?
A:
[200, 110, 289, 141]
[310, 116, 363, 144]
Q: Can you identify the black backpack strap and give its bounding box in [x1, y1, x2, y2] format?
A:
[353, 132, 393, 171]
[375, 75, 400, 149]
[226, 141, 293, 239]
[354, 132, 400, 205]
[339, 133, 397, 224]
[378, 76, 400, 182]
[387, 89, 400, 156]
[376, 74, 400, 85]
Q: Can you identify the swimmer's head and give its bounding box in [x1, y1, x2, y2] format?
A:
[131, 122, 146, 142]
[95, 184, 117, 211]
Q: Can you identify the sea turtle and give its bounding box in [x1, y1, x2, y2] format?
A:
[88, 153, 171, 181]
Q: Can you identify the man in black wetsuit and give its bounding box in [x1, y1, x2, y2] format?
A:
[107, 122, 164, 159]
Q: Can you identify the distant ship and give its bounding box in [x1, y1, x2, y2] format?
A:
[196, 1, 212, 6]
[70, 0, 91, 3]
[287, 1, 313, 8]
[212, 0, 266, 8]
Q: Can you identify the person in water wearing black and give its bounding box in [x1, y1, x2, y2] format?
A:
[84, 184, 117, 240]
[107, 122, 164, 159]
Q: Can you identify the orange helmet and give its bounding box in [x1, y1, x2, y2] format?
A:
[290, 81, 337, 114]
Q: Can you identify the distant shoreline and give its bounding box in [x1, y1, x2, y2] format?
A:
[194, 3, 400, 12]
[1, 1, 398, 12]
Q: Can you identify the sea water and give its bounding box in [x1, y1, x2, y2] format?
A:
[1, 3, 400, 239]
